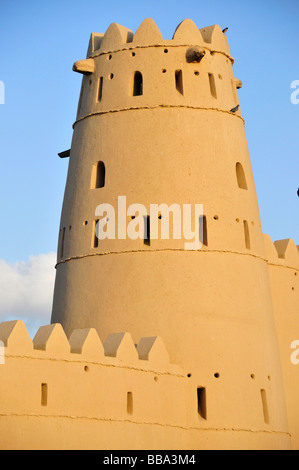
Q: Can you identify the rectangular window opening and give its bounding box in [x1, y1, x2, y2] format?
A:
[243, 220, 250, 250]
[91, 161, 105, 189]
[260, 389, 270, 424]
[127, 391, 133, 415]
[92, 220, 99, 248]
[41, 383, 48, 407]
[144, 215, 150, 246]
[175, 70, 184, 95]
[133, 71, 143, 96]
[208, 73, 217, 99]
[98, 77, 103, 102]
[200, 215, 208, 247]
[59, 227, 65, 258]
[197, 387, 207, 420]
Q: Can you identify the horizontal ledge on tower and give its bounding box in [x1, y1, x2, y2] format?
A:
[73, 105, 245, 129]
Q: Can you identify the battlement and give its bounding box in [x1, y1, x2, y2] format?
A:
[264, 235, 299, 271]
[84, 19, 231, 58]
[0, 320, 180, 374]
[0, 320, 193, 450]
[0, 318, 293, 450]
[72, 19, 242, 124]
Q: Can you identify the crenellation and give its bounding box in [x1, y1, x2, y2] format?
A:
[75, 17, 236, 125]
[0, 320, 182, 374]
[103, 332, 139, 363]
[274, 239, 299, 269]
[199, 24, 230, 56]
[0, 320, 33, 355]
[172, 19, 204, 45]
[86, 32, 104, 58]
[136, 336, 170, 365]
[133, 18, 164, 46]
[99, 23, 133, 54]
[264, 234, 299, 270]
[33, 323, 70, 356]
[87, 19, 232, 58]
[69, 327, 105, 360]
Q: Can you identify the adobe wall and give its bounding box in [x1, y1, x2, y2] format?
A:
[48, 19, 291, 449]
[264, 235, 299, 449]
[0, 319, 291, 449]
[0, 20, 296, 451]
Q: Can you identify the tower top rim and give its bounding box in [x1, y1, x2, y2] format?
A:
[86, 18, 231, 58]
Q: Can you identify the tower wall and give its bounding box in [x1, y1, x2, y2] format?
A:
[264, 235, 299, 449]
[49, 19, 291, 448]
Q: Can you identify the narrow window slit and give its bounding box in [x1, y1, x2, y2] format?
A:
[243, 220, 250, 250]
[41, 383, 48, 407]
[208, 73, 217, 98]
[175, 70, 183, 95]
[127, 392, 133, 414]
[260, 389, 270, 424]
[92, 220, 99, 248]
[200, 215, 208, 247]
[59, 227, 65, 258]
[144, 216, 150, 246]
[197, 387, 207, 420]
[98, 77, 103, 102]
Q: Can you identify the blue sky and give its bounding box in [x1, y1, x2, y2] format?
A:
[0, 0, 298, 335]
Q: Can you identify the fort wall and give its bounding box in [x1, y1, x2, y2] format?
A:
[0, 318, 292, 449]
[264, 235, 299, 449]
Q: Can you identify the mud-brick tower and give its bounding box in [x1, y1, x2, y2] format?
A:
[51, 19, 290, 448]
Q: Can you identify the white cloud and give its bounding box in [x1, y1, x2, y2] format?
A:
[0, 253, 56, 338]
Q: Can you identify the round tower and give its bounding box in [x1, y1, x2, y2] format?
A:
[51, 19, 290, 448]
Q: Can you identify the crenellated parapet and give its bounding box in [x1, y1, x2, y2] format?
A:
[264, 235, 299, 271]
[0, 320, 180, 374]
[71, 19, 242, 124]
[84, 19, 231, 57]
[0, 320, 192, 450]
